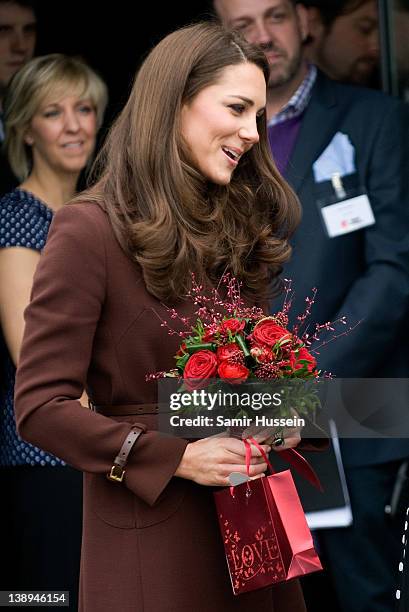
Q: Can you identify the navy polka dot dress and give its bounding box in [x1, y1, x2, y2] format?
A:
[0, 188, 65, 467]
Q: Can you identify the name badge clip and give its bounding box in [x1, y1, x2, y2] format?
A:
[331, 172, 347, 200]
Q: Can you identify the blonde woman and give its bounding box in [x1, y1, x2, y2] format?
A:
[0, 54, 107, 603]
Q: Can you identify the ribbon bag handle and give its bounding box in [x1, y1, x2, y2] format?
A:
[246, 436, 323, 492]
[244, 437, 275, 475]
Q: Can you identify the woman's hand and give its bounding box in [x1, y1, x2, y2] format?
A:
[242, 409, 302, 451]
[269, 426, 301, 451]
[174, 435, 269, 486]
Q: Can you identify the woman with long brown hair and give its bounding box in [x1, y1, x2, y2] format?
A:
[15, 22, 305, 611]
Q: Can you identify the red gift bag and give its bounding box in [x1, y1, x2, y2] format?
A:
[213, 438, 323, 595]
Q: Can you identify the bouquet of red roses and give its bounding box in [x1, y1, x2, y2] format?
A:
[176, 313, 318, 390]
[148, 274, 352, 394]
[148, 274, 356, 596]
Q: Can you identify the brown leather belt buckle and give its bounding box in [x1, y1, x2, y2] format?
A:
[106, 425, 145, 484]
[108, 464, 125, 483]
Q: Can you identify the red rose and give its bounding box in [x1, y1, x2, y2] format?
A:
[252, 319, 291, 347]
[202, 330, 216, 342]
[184, 350, 218, 389]
[217, 343, 243, 362]
[288, 347, 317, 374]
[218, 361, 249, 384]
[250, 344, 274, 363]
[219, 318, 245, 336]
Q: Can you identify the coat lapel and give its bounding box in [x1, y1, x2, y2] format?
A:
[284, 72, 344, 192]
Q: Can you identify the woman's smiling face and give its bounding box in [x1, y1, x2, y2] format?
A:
[180, 61, 266, 185]
[25, 91, 97, 175]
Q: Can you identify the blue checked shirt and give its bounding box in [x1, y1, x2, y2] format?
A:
[268, 64, 317, 127]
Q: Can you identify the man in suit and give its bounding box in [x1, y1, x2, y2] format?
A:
[214, 1, 409, 610]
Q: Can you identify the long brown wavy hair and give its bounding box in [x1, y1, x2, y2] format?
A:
[85, 22, 301, 302]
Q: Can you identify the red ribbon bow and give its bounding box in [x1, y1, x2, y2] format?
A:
[244, 436, 323, 491]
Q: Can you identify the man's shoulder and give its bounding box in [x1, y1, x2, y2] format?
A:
[312, 70, 403, 114]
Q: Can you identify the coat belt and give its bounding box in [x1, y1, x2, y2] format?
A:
[91, 402, 159, 416]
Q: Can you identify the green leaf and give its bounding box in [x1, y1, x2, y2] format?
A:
[185, 343, 215, 354]
[235, 334, 250, 357]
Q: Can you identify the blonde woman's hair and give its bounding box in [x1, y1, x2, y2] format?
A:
[3, 53, 108, 180]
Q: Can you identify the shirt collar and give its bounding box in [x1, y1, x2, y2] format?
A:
[268, 64, 317, 127]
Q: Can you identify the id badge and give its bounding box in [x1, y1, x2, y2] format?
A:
[317, 173, 375, 238]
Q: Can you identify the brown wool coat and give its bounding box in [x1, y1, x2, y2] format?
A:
[15, 202, 307, 612]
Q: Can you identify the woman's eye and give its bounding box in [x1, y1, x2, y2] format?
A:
[43, 110, 60, 118]
[78, 105, 93, 114]
[229, 104, 245, 114]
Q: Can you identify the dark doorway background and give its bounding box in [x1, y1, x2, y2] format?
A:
[33, 1, 213, 124]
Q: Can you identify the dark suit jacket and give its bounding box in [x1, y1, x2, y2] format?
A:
[276, 72, 409, 467]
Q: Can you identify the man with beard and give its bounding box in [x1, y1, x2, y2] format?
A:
[214, 1, 409, 611]
[214, 0, 310, 145]
[303, 0, 380, 87]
